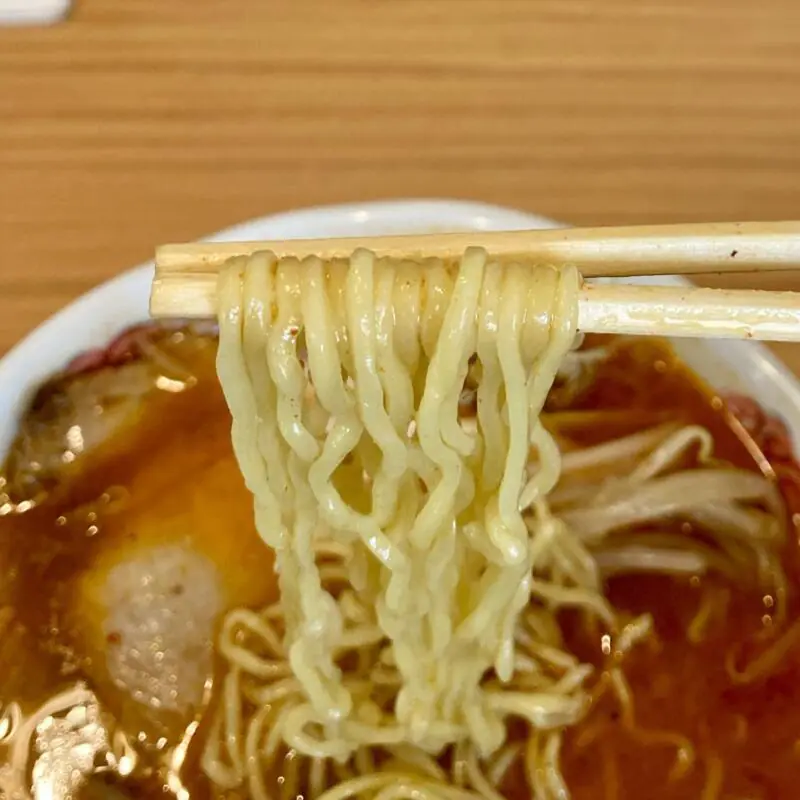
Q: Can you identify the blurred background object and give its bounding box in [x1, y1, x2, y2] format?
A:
[1, 0, 800, 361]
[0, 0, 70, 26]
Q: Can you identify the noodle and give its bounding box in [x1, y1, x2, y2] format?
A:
[701, 753, 724, 800]
[212, 248, 592, 797]
[725, 618, 800, 683]
[208, 246, 789, 799]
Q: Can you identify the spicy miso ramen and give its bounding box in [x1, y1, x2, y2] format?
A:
[1, 248, 799, 800]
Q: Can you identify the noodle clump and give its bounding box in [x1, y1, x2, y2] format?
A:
[208, 247, 786, 800]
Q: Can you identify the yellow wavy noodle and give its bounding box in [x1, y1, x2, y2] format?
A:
[210, 249, 594, 798]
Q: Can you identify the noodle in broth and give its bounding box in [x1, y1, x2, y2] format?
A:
[208, 248, 787, 799]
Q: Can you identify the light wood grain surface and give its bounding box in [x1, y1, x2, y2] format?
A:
[3, 0, 800, 370]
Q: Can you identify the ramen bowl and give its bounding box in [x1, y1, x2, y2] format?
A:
[3, 199, 800, 800]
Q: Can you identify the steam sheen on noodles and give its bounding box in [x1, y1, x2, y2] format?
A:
[207, 247, 787, 800]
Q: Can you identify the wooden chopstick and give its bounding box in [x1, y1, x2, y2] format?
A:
[150, 268, 800, 342]
[156, 221, 800, 279]
[579, 284, 800, 342]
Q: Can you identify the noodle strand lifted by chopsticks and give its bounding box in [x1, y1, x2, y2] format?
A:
[210, 248, 597, 797]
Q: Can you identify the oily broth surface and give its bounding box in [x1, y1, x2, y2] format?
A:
[0, 329, 798, 799]
[556, 340, 800, 799]
[0, 328, 276, 797]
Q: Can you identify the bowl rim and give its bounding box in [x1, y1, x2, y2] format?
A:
[3, 197, 800, 459]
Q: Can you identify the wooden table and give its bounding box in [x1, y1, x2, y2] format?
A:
[3, 0, 800, 370]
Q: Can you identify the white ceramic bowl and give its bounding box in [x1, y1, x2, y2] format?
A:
[3, 199, 800, 461]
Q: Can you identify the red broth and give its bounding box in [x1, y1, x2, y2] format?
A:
[555, 339, 800, 799]
[1, 330, 798, 799]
